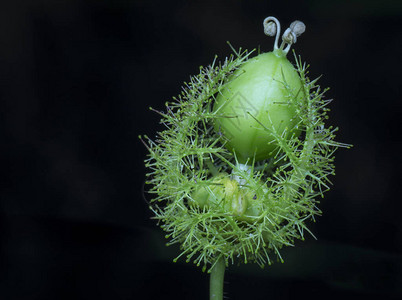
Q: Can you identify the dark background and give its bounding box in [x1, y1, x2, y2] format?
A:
[1, 0, 401, 299]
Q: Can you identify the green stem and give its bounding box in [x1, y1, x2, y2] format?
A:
[209, 256, 226, 300]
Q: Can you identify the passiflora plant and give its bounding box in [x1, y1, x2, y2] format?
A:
[140, 16, 350, 300]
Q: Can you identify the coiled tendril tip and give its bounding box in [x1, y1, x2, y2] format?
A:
[263, 16, 306, 54]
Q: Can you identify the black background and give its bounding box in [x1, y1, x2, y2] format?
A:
[1, 0, 401, 299]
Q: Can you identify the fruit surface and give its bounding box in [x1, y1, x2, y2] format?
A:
[213, 50, 303, 163]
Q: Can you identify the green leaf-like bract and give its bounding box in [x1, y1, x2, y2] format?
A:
[142, 47, 349, 271]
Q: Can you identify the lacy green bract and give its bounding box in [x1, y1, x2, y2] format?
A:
[142, 47, 346, 271]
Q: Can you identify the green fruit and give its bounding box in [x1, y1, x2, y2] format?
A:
[190, 173, 266, 222]
[213, 50, 303, 163]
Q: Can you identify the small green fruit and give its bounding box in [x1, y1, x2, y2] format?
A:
[190, 173, 266, 222]
[213, 50, 303, 163]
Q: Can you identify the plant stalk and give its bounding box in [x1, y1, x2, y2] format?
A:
[209, 256, 226, 300]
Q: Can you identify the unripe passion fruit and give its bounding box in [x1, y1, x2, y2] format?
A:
[190, 173, 266, 222]
[142, 16, 350, 271]
[213, 50, 303, 163]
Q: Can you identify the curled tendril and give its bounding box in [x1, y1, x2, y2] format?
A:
[289, 20, 306, 37]
[263, 18, 278, 37]
[263, 16, 281, 51]
[263, 16, 306, 55]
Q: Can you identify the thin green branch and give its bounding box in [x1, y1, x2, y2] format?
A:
[210, 256, 226, 300]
